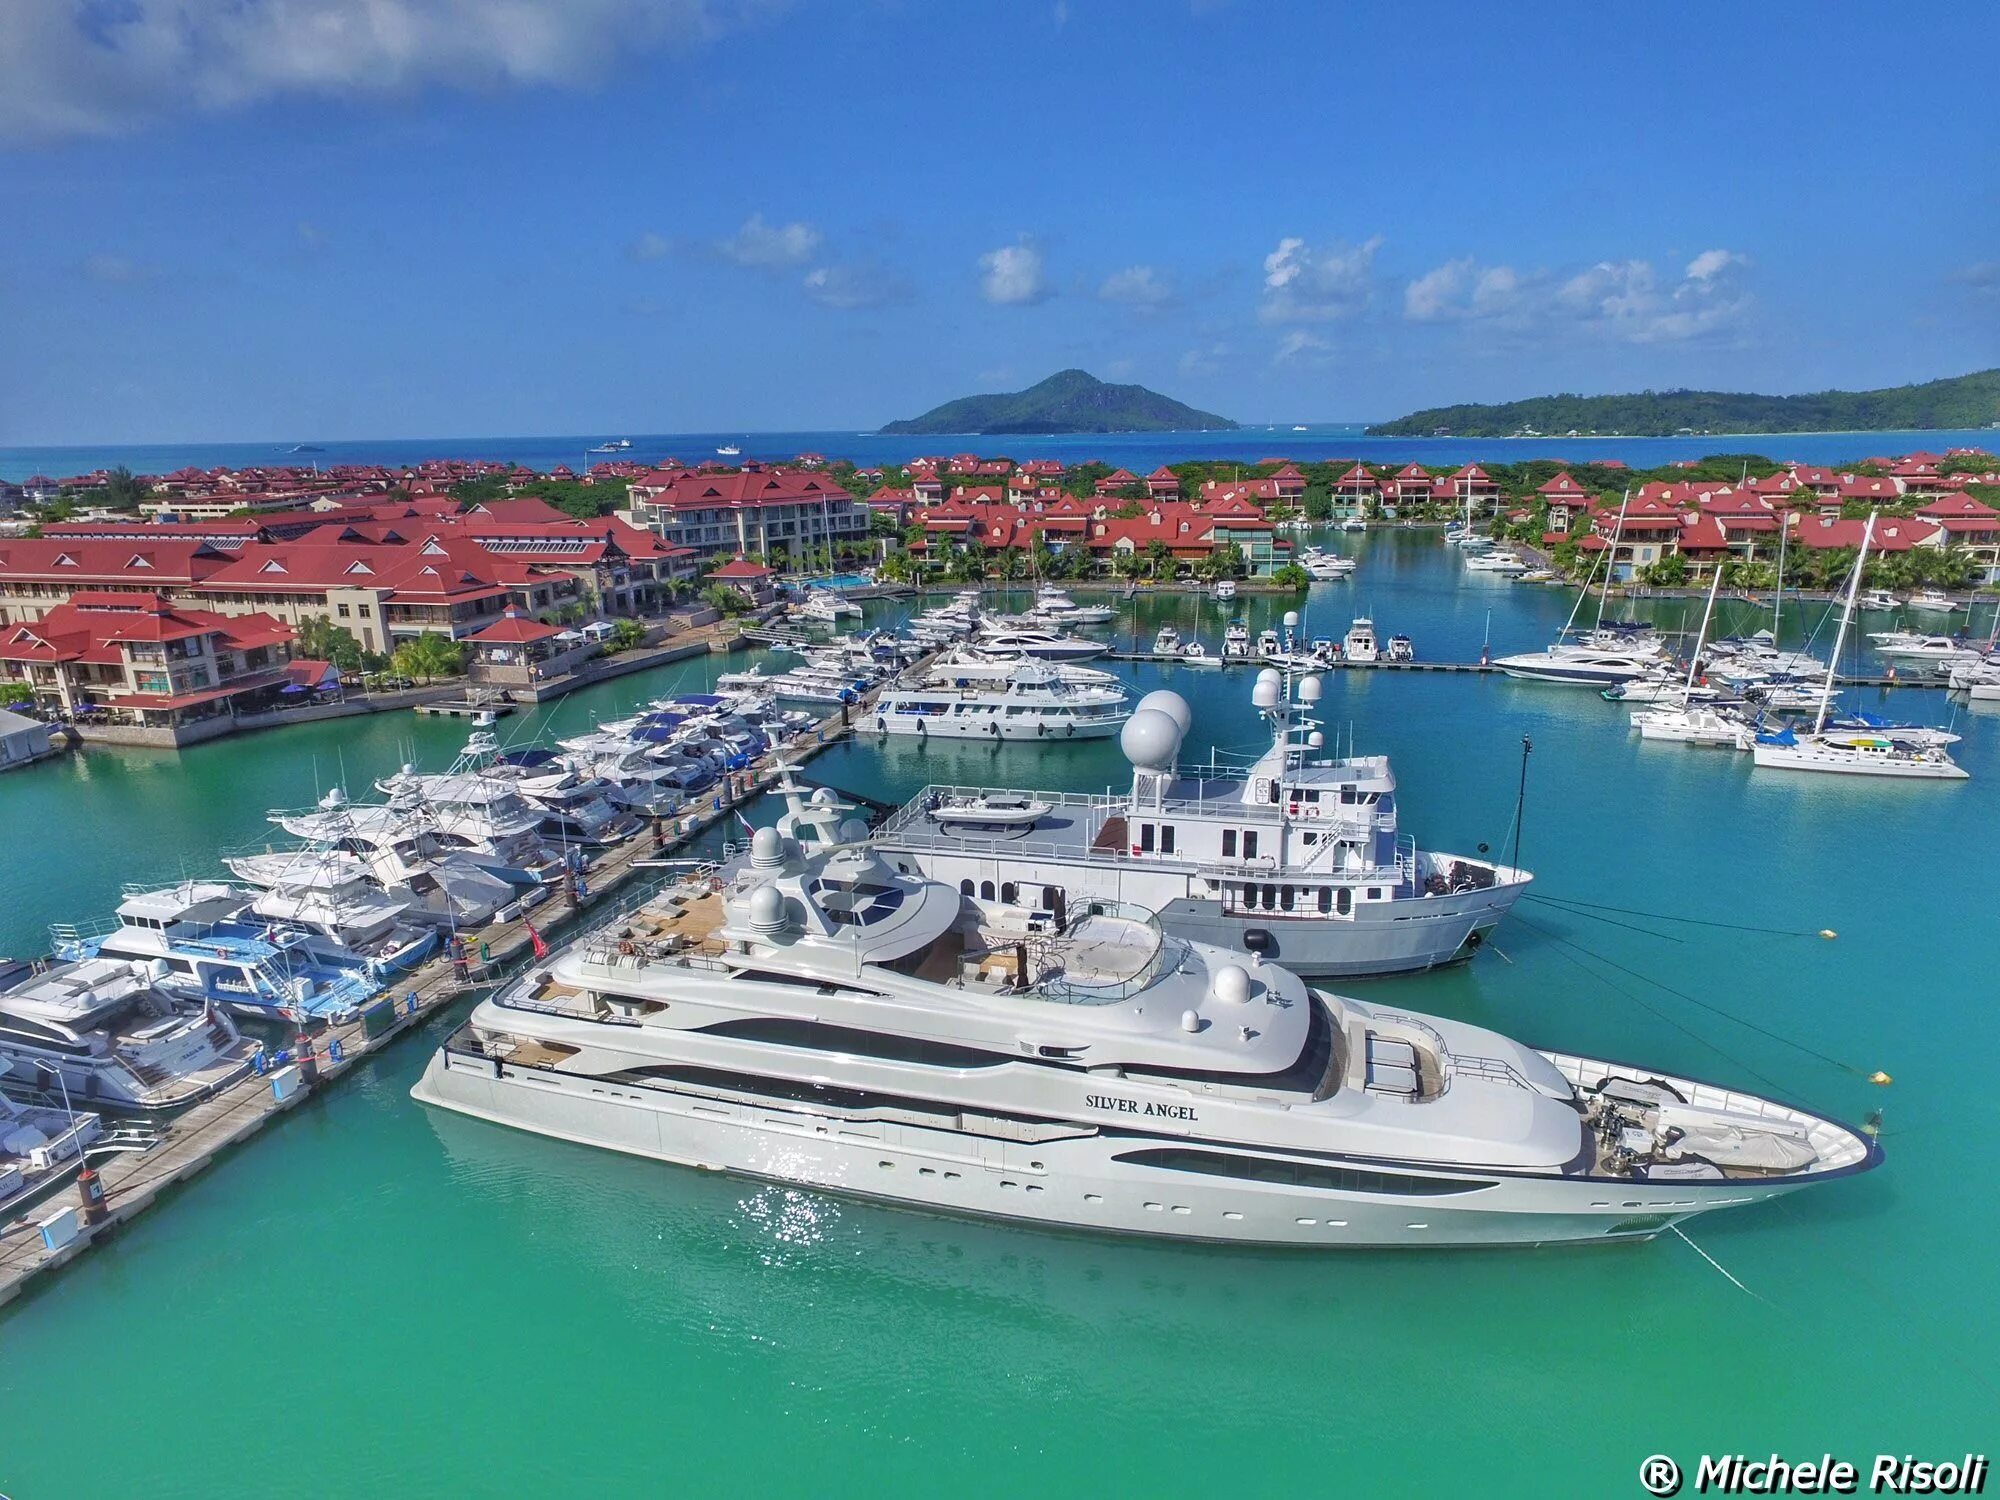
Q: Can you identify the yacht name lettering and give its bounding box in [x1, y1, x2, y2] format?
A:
[1084, 1094, 1197, 1121]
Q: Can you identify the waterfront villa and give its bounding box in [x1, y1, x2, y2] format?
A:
[624, 467, 869, 562]
[0, 592, 293, 740]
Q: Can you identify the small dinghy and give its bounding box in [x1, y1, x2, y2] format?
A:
[926, 794, 1051, 828]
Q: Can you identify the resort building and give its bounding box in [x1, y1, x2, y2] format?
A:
[625, 468, 869, 562]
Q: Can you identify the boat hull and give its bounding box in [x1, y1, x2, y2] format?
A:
[1751, 744, 1969, 779]
[873, 713, 1124, 741]
[412, 1045, 1831, 1249]
[1155, 884, 1523, 977]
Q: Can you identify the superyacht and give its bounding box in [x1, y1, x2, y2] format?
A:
[413, 779, 1878, 1248]
[870, 674, 1530, 978]
[872, 655, 1132, 740]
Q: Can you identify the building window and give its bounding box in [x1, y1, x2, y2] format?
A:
[1243, 830, 1259, 861]
[1139, 823, 1155, 853]
[1160, 825, 1176, 854]
[336, 604, 350, 618]
[1222, 829, 1237, 859]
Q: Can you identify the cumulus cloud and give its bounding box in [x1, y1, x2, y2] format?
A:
[1178, 342, 1229, 378]
[1404, 258, 1526, 322]
[1556, 250, 1750, 343]
[1260, 235, 1384, 323]
[0, 0, 738, 144]
[715, 213, 822, 269]
[1098, 264, 1175, 310]
[627, 231, 672, 262]
[802, 261, 910, 310]
[979, 238, 1050, 306]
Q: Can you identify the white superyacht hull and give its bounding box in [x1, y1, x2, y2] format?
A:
[873, 713, 1123, 741]
[412, 1043, 1851, 1248]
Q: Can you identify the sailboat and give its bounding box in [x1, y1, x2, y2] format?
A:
[1750, 513, 1969, 779]
[1632, 569, 1743, 747]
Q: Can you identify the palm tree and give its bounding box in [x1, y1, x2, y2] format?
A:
[390, 631, 464, 683]
[1143, 539, 1175, 581]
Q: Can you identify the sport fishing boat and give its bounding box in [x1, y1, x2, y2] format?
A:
[1300, 547, 1357, 581]
[238, 788, 539, 928]
[872, 676, 1530, 978]
[1908, 588, 1960, 613]
[376, 747, 569, 885]
[1342, 617, 1380, 664]
[873, 657, 1131, 741]
[238, 849, 439, 973]
[1213, 579, 1238, 602]
[0, 955, 261, 1112]
[1029, 587, 1118, 627]
[51, 882, 385, 1023]
[1223, 620, 1251, 657]
[413, 778, 1879, 1248]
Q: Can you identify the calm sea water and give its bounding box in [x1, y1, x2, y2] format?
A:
[1, 533, 1995, 1497]
[5, 426, 1998, 482]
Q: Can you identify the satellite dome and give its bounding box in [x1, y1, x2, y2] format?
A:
[1180, 1008, 1204, 1034]
[1120, 708, 1183, 772]
[1210, 964, 1251, 1006]
[1307, 730, 1325, 749]
[1298, 675, 1323, 703]
[1251, 676, 1281, 710]
[746, 883, 790, 934]
[838, 817, 871, 844]
[1257, 668, 1281, 691]
[811, 787, 837, 806]
[749, 826, 785, 868]
[1134, 689, 1192, 736]
[1283, 610, 1300, 628]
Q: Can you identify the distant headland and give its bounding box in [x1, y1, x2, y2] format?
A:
[1366, 368, 2000, 439]
[881, 369, 1237, 436]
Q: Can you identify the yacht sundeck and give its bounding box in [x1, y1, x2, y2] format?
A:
[873, 657, 1131, 741]
[973, 625, 1110, 662]
[0, 1089, 100, 1213]
[414, 780, 1879, 1248]
[0, 955, 260, 1111]
[872, 675, 1529, 979]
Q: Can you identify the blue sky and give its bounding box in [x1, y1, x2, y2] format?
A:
[2, 0, 1995, 444]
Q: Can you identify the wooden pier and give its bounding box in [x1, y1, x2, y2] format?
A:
[0, 678, 893, 1312]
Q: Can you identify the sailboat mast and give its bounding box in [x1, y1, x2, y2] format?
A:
[1773, 501, 1788, 644]
[1815, 512, 1874, 735]
[1593, 488, 1632, 634]
[1684, 565, 1723, 696]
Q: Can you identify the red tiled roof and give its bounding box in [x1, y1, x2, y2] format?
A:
[469, 609, 563, 644]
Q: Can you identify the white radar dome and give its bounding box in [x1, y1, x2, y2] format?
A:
[1210, 963, 1251, 1006]
[1307, 730, 1325, 749]
[1298, 675, 1323, 703]
[1120, 708, 1183, 772]
[838, 817, 871, 844]
[1180, 1009, 1203, 1034]
[749, 826, 785, 868]
[1283, 610, 1299, 629]
[1134, 689, 1192, 736]
[1251, 676, 1281, 711]
[746, 883, 790, 934]
[1257, 668, 1282, 691]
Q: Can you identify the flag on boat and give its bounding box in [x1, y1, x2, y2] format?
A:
[525, 920, 548, 960]
[734, 809, 756, 837]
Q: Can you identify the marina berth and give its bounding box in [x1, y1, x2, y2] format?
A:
[0, 955, 261, 1112]
[872, 674, 1528, 979]
[412, 777, 1879, 1249]
[0, 1089, 100, 1213]
[375, 752, 568, 886]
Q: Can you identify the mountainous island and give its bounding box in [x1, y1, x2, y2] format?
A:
[881, 369, 1237, 435]
[1365, 368, 2000, 438]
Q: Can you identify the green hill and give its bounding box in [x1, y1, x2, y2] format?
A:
[1365, 368, 2000, 438]
[881, 369, 1236, 435]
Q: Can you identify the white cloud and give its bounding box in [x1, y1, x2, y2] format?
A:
[627, 231, 671, 262]
[1950, 261, 2000, 296]
[1274, 329, 1332, 364]
[979, 238, 1050, 306]
[1557, 251, 1750, 343]
[716, 213, 822, 269]
[802, 261, 909, 310]
[1260, 235, 1384, 323]
[0, 0, 735, 144]
[296, 220, 329, 251]
[1098, 264, 1175, 310]
[1405, 258, 1527, 322]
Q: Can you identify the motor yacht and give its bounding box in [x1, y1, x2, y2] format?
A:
[1463, 549, 1529, 576]
[1908, 588, 1960, 614]
[1299, 547, 1357, 580]
[1223, 621, 1251, 657]
[972, 625, 1110, 662]
[376, 745, 570, 885]
[1153, 625, 1182, 656]
[1213, 580, 1238, 602]
[1343, 617, 1380, 664]
[1857, 589, 1904, 611]
[1030, 587, 1118, 627]
[0, 955, 261, 1111]
[796, 591, 862, 624]
[872, 657, 1131, 741]
[414, 778, 1878, 1248]
[872, 675, 1529, 978]
[237, 848, 439, 972]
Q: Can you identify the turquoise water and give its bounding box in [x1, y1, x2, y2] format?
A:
[2, 533, 1995, 1497]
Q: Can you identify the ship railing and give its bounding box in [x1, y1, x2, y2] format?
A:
[1395, 834, 1417, 887]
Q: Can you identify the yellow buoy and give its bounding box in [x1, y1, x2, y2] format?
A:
[1868, 1070, 1893, 1087]
[1819, 929, 1838, 940]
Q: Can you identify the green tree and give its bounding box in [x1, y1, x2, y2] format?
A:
[606, 618, 648, 652]
[1111, 551, 1145, 581]
[1272, 563, 1311, 590]
[700, 584, 751, 616]
[1143, 539, 1175, 580]
[389, 632, 464, 683]
[1640, 553, 1689, 586]
[293, 613, 367, 671]
[101, 465, 148, 511]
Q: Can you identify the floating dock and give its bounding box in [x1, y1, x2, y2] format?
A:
[0, 678, 899, 1311]
[414, 698, 518, 719]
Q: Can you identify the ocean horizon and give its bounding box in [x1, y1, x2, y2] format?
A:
[5, 423, 1996, 484]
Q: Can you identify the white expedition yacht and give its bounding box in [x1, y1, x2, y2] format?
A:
[412, 779, 1879, 1248]
[870, 676, 1529, 978]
